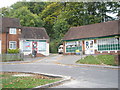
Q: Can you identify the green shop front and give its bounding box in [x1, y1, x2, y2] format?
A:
[63, 36, 120, 55]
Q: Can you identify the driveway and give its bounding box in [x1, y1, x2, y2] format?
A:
[1, 54, 119, 88]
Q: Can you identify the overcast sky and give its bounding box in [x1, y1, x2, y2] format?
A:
[0, 0, 118, 18]
[0, 0, 21, 8]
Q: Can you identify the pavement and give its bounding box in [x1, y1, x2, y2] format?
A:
[55, 55, 119, 69]
[1, 54, 119, 88]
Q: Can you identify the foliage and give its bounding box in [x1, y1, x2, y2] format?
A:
[50, 39, 62, 53]
[7, 49, 19, 54]
[0, 7, 10, 17]
[52, 19, 70, 39]
[1, 2, 119, 53]
[76, 55, 117, 66]
[41, 2, 63, 38]
[8, 6, 44, 27]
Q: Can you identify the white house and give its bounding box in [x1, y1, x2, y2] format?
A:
[20, 27, 49, 56]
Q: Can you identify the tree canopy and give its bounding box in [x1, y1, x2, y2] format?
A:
[1, 1, 119, 53]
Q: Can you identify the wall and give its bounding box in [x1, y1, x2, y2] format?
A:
[95, 50, 120, 55]
[2, 33, 7, 53]
[1, 28, 21, 53]
[7, 28, 21, 49]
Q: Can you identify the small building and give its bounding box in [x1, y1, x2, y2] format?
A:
[0, 17, 49, 56]
[20, 27, 49, 56]
[63, 20, 120, 55]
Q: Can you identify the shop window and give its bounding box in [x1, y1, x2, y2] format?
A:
[23, 41, 31, 52]
[37, 42, 46, 52]
[66, 41, 82, 53]
[97, 38, 119, 51]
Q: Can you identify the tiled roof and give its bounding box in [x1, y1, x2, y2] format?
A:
[21, 27, 49, 39]
[63, 20, 120, 40]
[1, 17, 21, 33]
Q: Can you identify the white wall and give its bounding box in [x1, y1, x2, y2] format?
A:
[46, 42, 49, 56]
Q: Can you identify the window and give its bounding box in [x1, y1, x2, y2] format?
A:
[97, 38, 119, 51]
[23, 41, 32, 52]
[38, 42, 46, 52]
[66, 41, 82, 53]
[9, 28, 16, 34]
[9, 41, 17, 49]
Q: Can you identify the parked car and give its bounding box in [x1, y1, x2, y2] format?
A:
[58, 45, 63, 54]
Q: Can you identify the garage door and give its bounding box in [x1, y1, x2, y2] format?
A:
[0, 40, 1, 54]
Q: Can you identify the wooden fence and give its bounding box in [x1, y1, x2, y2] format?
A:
[1, 53, 24, 62]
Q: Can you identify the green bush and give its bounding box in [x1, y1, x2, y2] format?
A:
[7, 49, 19, 54]
[50, 39, 62, 53]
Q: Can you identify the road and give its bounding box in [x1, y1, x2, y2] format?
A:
[1, 54, 119, 88]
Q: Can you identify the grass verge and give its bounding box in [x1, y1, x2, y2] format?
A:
[76, 55, 117, 66]
[1, 72, 61, 88]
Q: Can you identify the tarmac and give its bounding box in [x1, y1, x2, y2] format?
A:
[1, 54, 119, 88]
[1, 54, 119, 69]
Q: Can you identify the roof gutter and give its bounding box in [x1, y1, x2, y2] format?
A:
[63, 34, 120, 42]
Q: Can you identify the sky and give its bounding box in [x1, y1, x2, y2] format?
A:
[0, 0, 118, 18]
[0, 0, 22, 8]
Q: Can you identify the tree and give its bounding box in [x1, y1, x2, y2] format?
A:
[52, 19, 70, 39]
[8, 6, 44, 27]
[0, 7, 10, 17]
[41, 2, 63, 38]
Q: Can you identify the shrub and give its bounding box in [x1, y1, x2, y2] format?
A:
[50, 39, 62, 53]
[7, 49, 19, 54]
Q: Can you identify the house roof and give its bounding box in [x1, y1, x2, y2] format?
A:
[21, 27, 49, 39]
[63, 20, 120, 41]
[1, 17, 21, 33]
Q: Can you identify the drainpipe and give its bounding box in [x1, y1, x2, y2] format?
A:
[6, 32, 8, 53]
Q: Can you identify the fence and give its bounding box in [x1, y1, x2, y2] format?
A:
[1, 53, 24, 62]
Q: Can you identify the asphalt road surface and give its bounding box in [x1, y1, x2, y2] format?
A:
[1, 54, 119, 88]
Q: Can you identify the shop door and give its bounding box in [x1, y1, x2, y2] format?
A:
[85, 40, 94, 54]
[32, 42, 37, 53]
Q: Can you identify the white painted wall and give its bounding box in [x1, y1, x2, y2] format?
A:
[46, 42, 49, 56]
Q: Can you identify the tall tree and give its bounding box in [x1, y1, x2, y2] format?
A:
[9, 6, 44, 27]
[0, 7, 10, 17]
[41, 2, 63, 38]
[52, 18, 70, 39]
